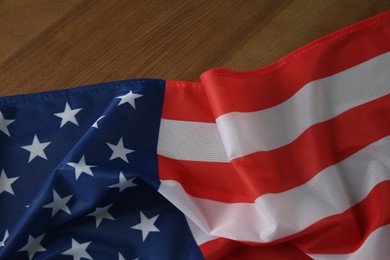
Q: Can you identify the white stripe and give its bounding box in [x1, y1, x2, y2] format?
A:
[216, 52, 390, 159]
[159, 136, 390, 242]
[157, 119, 229, 162]
[310, 224, 390, 260]
[185, 216, 217, 245]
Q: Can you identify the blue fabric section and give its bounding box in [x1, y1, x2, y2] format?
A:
[0, 79, 203, 260]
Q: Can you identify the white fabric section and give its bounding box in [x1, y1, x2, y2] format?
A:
[157, 119, 229, 162]
[185, 216, 217, 245]
[310, 224, 390, 260]
[216, 52, 390, 159]
[159, 136, 390, 242]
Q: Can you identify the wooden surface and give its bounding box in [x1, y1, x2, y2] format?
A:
[0, 0, 389, 96]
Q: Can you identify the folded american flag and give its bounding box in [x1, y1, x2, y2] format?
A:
[0, 11, 389, 259]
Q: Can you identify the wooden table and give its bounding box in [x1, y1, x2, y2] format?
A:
[0, 0, 389, 96]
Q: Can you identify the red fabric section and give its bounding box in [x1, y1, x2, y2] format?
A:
[200, 238, 312, 260]
[162, 80, 214, 122]
[159, 155, 256, 202]
[291, 181, 390, 254]
[200, 11, 390, 117]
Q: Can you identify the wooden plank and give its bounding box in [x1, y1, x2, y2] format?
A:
[0, 0, 83, 63]
[0, 0, 388, 96]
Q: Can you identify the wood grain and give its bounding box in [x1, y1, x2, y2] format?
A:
[0, 0, 389, 96]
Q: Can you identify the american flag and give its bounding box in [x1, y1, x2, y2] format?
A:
[0, 10, 389, 259]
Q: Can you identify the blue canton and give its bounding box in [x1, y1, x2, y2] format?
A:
[0, 79, 203, 260]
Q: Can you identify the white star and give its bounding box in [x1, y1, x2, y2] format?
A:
[87, 204, 115, 228]
[0, 230, 9, 247]
[62, 238, 92, 260]
[0, 170, 19, 195]
[0, 111, 14, 136]
[54, 102, 82, 127]
[21, 135, 51, 163]
[19, 234, 46, 260]
[131, 211, 160, 242]
[107, 138, 134, 163]
[91, 115, 106, 129]
[116, 90, 143, 109]
[67, 156, 96, 180]
[43, 189, 72, 217]
[108, 172, 137, 192]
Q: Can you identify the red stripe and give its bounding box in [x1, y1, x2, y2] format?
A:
[162, 80, 214, 122]
[291, 181, 390, 254]
[231, 94, 390, 198]
[199, 181, 390, 257]
[158, 156, 248, 201]
[200, 11, 390, 117]
[200, 238, 311, 260]
[159, 94, 390, 202]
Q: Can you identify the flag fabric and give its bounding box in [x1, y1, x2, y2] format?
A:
[0, 10, 389, 259]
